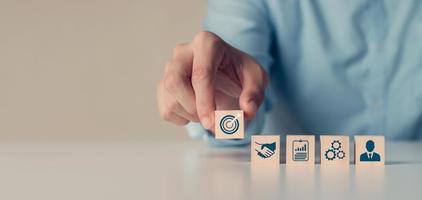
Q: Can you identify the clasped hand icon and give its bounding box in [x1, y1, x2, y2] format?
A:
[254, 142, 276, 158]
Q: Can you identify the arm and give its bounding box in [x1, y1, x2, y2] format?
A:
[186, 0, 273, 146]
[157, 0, 272, 145]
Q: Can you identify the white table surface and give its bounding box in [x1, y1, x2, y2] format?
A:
[0, 139, 421, 200]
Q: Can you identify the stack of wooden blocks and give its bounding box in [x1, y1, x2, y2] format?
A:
[215, 110, 385, 166]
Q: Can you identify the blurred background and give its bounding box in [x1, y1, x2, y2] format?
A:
[0, 0, 204, 140]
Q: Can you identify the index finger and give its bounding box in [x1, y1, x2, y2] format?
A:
[191, 32, 224, 130]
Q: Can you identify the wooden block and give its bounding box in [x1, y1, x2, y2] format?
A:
[214, 110, 244, 139]
[320, 135, 350, 165]
[286, 135, 315, 165]
[251, 135, 280, 165]
[354, 135, 385, 166]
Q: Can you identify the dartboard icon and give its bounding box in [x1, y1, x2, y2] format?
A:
[219, 115, 240, 134]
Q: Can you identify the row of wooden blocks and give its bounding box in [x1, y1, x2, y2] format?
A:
[215, 110, 385, 166]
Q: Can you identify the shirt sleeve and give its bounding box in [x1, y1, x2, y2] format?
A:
[185, 0, 273, 146]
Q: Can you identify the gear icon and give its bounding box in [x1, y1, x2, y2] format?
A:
[331, 140, 341, 150]
[324, 149, 336, 160]
[336, 150, 345, 159]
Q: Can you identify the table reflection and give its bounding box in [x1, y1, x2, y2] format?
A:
[170, 144, 387, 200]
[285, 165, 316, 199]
[354, 166, 386, 199]
[320, 165, 350, 199]
[250, 165, 282, 199]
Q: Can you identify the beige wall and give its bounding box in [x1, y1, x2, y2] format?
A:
[0, 0, 205, 140]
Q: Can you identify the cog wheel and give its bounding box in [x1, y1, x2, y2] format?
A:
[324, 149, 336, 160]
[336, 150, 346, 159]
[331, 140, 342, 150]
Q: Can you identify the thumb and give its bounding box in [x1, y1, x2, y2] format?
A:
[238, 59, 268, 120]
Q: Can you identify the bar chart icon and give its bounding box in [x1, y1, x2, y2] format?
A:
[293, 140, 309, 161]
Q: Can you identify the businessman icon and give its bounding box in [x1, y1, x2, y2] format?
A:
[360, 140, 381, 162]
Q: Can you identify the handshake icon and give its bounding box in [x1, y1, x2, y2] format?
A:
[254, 142, 277, 158]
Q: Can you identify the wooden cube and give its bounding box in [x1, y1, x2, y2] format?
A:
[320, 135, 350, 165]
[286, 135, 315, 165]
[214, 110, 244, 139]
[251, 135, 280, 165]
[354, 135, 385, 166]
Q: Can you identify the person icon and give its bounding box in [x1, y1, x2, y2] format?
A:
[360, 140, 381, 161]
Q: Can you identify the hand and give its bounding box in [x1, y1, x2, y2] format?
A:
[254, 142, 276, 158]
[157, 31, 268, 132]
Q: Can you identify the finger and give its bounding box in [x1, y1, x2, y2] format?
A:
[172, 100, 199, 122]
[215, 70, 242, 98]
[239, 56, 268, 120]
[164, 44, 197, 115]
[191, 32, 224, 129]
[157, 81, 191, 125]
[161, 72, 199, 122]
[163, 111, 189, 126]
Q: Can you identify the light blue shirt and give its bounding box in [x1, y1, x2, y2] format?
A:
[186, 0, 422, 145]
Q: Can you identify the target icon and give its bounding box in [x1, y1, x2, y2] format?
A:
[219, 115, 240, 135]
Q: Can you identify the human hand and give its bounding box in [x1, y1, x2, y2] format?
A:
[157, 31, 268, 132]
